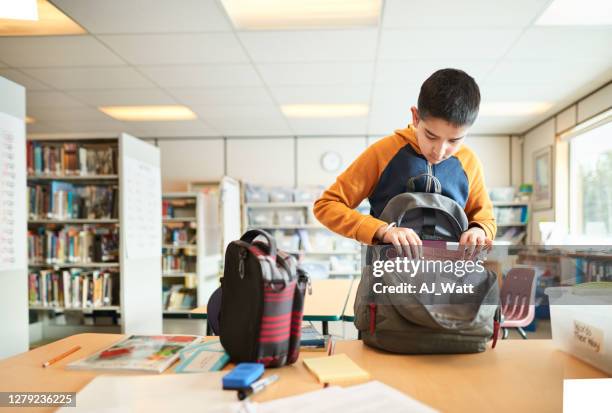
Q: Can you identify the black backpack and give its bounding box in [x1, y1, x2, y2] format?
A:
[219, 229, 309, 367]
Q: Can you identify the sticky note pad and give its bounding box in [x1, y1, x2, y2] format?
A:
[303, 353, 370, 383]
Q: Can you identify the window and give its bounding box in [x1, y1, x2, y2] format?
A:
[569, 119, 612, 243]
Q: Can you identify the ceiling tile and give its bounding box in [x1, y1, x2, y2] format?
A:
[487, 59, 612, 85]
[0, 36, 124, 67]
[22, 67, 156, 90]
[379, 29, 521, 60]
[270, 85, 371, 104]
[26, 91, 88, 109]
[506, 27, 612, 60]
[383, 0, 550, 28]
[98, 33, 249, 65]
[0, 69, 50, 90]
[138, 64, 263, 88]
[119, 120, 219, 138]
[368, 86, 416, 134]
[52, 0, 232, 33]
[469, 116, 528, 134]
[257, 62, 374, 86]
[67, 88, 177, 106]
[167, 87, 274, 106]
[376, 60, 496, 86]
[480, 82, 572, 102]
[205, 115, 291, 136]
[238, 30, 378, 62]
[26, 106, 111, 122]
[289, 117, 368, 135]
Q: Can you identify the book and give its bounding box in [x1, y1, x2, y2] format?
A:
[175, 340, 230, 373]
[67, 335, 203, 373]
[303, 353, 370, 384]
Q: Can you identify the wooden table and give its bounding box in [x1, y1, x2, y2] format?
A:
[331, 340, 608, 413]
[190, 279, 354, 335]
[0, 333, 324, 412]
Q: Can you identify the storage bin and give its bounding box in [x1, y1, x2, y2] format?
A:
[269, 187, 293, 203]
[300, 260, 330, 280]
[489, 186, 515, 202]
[545, 283, 612, 375]
[248, 210, 275, 227]
[276, 209, 305, 226]
[308, 230, 335, 251]
[244, 184, 269, 203]
[273, 230, 300, 252]
[294, 186, 324, 203]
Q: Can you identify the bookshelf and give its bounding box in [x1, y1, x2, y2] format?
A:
[492, 201, 530, 245]
[242, 184, 363, 279]
[26, 133, 162, 339]
[161, 192, 223, 317]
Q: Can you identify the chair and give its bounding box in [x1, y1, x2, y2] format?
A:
[500, 268, 537, 339]
[206, 287, 222, 336]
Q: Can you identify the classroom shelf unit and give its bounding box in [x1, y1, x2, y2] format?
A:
[242, 185, 363, 279]
[26, 134, 163, 339]
[492, 201, 530, 245]
[162, 192, 221, 316]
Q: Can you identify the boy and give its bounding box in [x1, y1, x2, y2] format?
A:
[313, 68, 496, 250]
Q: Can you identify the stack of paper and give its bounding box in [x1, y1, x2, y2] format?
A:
[57, 372, 250, 413]
[303, 353, 370, 383]
[255, 381, 438, 413]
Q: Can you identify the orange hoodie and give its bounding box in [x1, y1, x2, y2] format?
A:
[313, 126, 496, 244]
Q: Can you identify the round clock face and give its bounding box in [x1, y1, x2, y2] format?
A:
[320, 151, 342, 172]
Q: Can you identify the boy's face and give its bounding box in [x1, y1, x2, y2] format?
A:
[410, 106, 470, 165]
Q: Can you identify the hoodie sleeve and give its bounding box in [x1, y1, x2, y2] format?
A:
[459, 151, 497, 240]
[313, 136, 404, 245]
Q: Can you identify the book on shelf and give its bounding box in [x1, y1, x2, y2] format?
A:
[66, 335, 204, 373]
[28, 183, 118, 220]
[28, 226, 119, 264]
[27, 141, 117, 176]
[163, 284, 196, 311]
[28, 268, 118, 309]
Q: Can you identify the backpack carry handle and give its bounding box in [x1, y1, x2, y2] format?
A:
[407, 173, 442, 194]
[240, 229, 277, 257]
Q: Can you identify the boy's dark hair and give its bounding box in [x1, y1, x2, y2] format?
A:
[417, 68, 480, 127]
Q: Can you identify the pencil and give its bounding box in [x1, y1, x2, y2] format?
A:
[42, 345, 81, 368]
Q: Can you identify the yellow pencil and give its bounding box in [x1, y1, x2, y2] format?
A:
[42, 345, 81, 368]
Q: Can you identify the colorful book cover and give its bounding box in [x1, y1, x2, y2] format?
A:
[67, 335, 203, 373]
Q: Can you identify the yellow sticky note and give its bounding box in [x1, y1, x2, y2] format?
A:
[303, 353, 370, 383]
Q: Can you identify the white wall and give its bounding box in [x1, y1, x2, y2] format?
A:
[521, 81, 612, 243]
[155, 134, 513, 192]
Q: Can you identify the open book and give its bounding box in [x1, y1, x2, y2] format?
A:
[67, 335, 203, 373]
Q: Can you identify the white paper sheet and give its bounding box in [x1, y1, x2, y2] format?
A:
[57, 372, 251, 413]
[0, 112, 26, 271]
[255, 380, 438, 413]
[124, 156, 162, 259]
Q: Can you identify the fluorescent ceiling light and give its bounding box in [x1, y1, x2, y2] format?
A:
[0, 0, 85, 36]
[479, 102, 552, 117]
[220, 0, 381, 30]
[0, 0, 37, 20]
[99, 106, 197, 121]
[281, 104, 369, 118]
[25, 116, 36, 124]
[536, 0, 612, 25]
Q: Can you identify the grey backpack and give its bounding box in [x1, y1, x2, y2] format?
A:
[355, 174, 501, 354]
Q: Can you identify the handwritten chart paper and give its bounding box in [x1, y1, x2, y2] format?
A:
[0, 112, 26, 271]
[124, 156, 161, 259]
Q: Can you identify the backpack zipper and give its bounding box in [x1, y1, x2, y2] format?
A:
[426, 162, 433, 193]
[238, 248, 248, 279]
[368, 303, 377, 334]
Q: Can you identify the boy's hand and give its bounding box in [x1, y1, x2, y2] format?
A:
[459, 227, 492, 246]
[376, 226, 422, 258]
